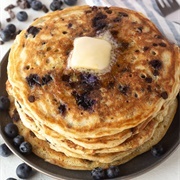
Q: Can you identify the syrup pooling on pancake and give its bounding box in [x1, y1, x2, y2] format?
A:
[6, 6, 180, 170]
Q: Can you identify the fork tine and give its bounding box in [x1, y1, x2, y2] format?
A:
[156, 0, 164, 10]
[156, 0, 180, 17]
[161, 0, 169, 9]
[156, 0, 168, 15]
[170, 0, 180, 8]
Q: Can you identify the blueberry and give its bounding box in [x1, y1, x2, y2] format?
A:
[16, 11, 28, 21]
[16, 163, 32, 179]
[5, 24, 16, 34]
[26, 74, 41, 87]
[27, 0, 36, 6]
[6, 178, 17, 180]
[151, 144, 164, 157]
[4, 123, 19, 138]
[27, 26, 41, 38]
[19, 141, 32, 154]
[42, 74, 52, 85]
[0, 29, 12, 42]
[91, 167, 106, 180]
[53, 0, 63, 4]
[13, 135, 24, 147]
[0, 143, 12, 157]
[106, 166, 120, 178]
[31, 0, 43, 10]
[80, 73, 99, 87]
[64, 0, 77, 6]
[72, 91, 96, 111]
[50, 1, 62, 11]
[0, 96, 10, 110]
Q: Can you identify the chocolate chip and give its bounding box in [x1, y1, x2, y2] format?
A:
[68, 23, 72, 28]
[153, 70, 159, 76]
[4, 4, 16, 11]
[149, 59, 162, 70]
[160, 91, 168, 99]
[95, 12, 107, 20]
[153, 43, 158, 46]
[27, 26, 41, 37]
[108, 81, 115, 89]
[105, 9, 112, 14]
[113, 12, 128, 23]
[8, 10, 15, 19]
[62, 74, 70, 82]
[103, 7, 109, 10]
[135, 49, 140, 53]
[85, 10, 92, 14]
[28, 95, 35, 102]
[17, 0, 30, 9]
[42, 5, 49, 13]
[6, 18, 11, 22]
[118, 12, 128, 17]
[58, 104, 66, 116]
[111, 30, 118, 37]
[145, 77, 152, 83]
[121, 42, 129, 49]
[118, 85, 129, 95]
[143, 46, 149, 51]
[159, 42, 166, 47]
[113, 17, 121, 22]
[147, 85, 152, 92]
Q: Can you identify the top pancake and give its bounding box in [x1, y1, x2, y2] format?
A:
[7, 6, 180, 138]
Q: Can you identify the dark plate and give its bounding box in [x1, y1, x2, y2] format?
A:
[0, 50, 179, 180]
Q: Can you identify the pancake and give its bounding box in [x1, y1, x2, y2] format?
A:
[6, 5, 180, 170]
[9, 96, 178, 170]
[7, 82, 177, 164]
[7, 6, 180, 139]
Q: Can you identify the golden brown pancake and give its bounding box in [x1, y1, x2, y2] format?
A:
[6, 5, 180, 170]
[9, 96, 178, 170]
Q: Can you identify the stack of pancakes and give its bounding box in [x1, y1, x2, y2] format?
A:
[6, 6, 180, 170]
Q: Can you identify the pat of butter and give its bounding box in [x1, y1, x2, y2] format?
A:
[68, 37, 112, 71]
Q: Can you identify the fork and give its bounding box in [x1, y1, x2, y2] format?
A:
[155, 0, 180, 23]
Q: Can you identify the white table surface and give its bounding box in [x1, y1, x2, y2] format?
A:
[0, 0, 179, 180]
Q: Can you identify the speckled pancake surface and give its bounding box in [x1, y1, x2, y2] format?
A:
[9, 96, 178, 170]
[8, 6, 180, 138]
[6, 5, 180, 170]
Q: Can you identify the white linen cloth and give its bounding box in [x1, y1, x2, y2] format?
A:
[85, 0, 180, 46]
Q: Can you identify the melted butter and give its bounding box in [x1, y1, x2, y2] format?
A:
[68, 36, 112, 72]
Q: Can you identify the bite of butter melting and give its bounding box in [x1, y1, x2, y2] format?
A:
[68, 36, 112, 72]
